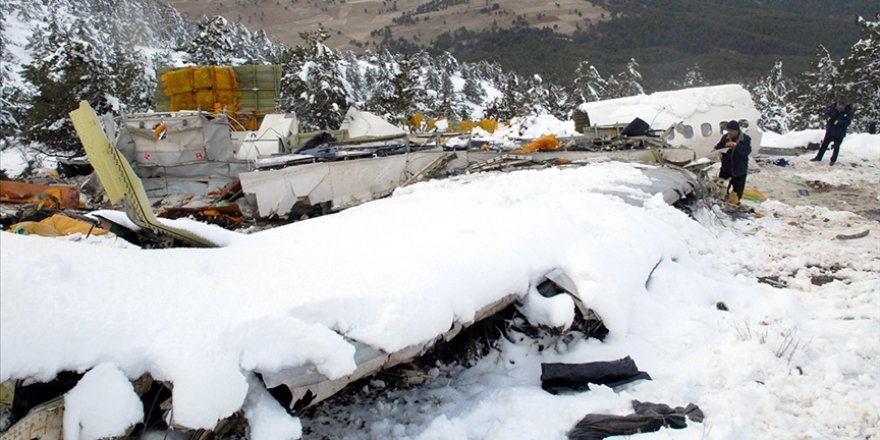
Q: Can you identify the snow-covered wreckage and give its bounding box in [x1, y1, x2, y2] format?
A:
[78, 67, 758, 224]
[0, 95, 713, 437]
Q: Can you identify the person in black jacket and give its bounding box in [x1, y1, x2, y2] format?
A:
[811, 101, 853, 165]
[714, 120, 752, 203]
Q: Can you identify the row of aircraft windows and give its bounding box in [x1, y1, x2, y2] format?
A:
[668, 120, 751, 140]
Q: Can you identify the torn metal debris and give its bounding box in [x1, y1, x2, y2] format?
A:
[541, 357, 652, 394]
[568, 401, 704, 440]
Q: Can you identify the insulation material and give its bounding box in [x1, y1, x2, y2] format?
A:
[161, 67, 241, 114]
[10, 214, 108, 237]
[0, 180, 81, 209]
[515, 134, 561, 153]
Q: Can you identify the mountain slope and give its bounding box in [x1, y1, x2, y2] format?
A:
[161, 0, 877, 88]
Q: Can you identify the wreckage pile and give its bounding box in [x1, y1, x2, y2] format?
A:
[1, 87, 696, 247]
[0, 85, 797, 438]
[1, 113, 713, 437]
[2, 95, 716, 436]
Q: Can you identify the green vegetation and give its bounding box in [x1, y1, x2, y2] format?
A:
[386, 0, 877, 90]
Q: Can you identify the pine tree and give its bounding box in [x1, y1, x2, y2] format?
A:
[485, 75, 527, 121]
[343, 52, 368, 107]
[435, 73, 460, 119]
[22, 19, 114, 154]
[617, 58, 645, 97]
[461, 65, 486, 106]
[0, 17, 22, 136]
[278, 27, 350, 130]
[791, 45, 840, 130]
[180, 16, 240, 66]
[110, 42, 155, 113]
[572, 61, 605, 103]
[750, 61, 796, 134]
[681, 63, 709, 88]
[544, 83, 573, 120]
[603, 75, 623, 100]
[840, 14, 880, 132]
[251, 29, 281, 64]
[369, 52, 421, 119]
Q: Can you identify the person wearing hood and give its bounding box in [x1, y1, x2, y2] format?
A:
[714, 120, 751, 204]
[812, 101, 853, 165]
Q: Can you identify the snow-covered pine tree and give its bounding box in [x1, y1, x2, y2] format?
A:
[248, 29, 281, 64]
[0, 17, 23, 137]
[681, 63, 709, 88]
[572, 61, 606, 103]
[841, 14, 880, 132]
[616, 58, 645, 97]
[524, 74, 546, 115]
[791, 45, 840, 130]
[544, 83, 573, 120]
[369, 52, 421, 119]
[278, 27, 350, 130]
[435, 73, 460, 120]
[485, 75, 527, 121]
[180, 16, 240, 66]
[420, 54, 443, 103]
[342, 52, 369, 108]
[22, 18, 114, 154]
[750, 61, 796, 134]
[461, 64, 486, 107]
[110, 42, 155, 113]
[603, 75, 623, 100]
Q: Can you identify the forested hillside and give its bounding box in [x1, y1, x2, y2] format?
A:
[397, 0, 877, 89]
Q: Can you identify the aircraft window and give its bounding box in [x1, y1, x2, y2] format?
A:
[701, 123, 712, 137]
[683, 125, 694, 139]
[719, 121, 728, 132]
[739, 119, 750, 128]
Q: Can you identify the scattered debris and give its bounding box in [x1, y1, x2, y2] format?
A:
[0, 181, 80, 209]
[402, 152, 456, 186]
[55, 157, 94, 178]
[757, 275, 788, 288]
[9, 214, 108, 238]
[805, 180, 831, 191]
[742, 189, 768, 203]
[835, 229, 869, 240]
[541, 357, 652, 394]
[466, 154, 545, 172]
[513, 134, 562, 153]
[758, 147, 804, 156]
[771, 158, 791, 166]
[567, 400, 704, 440]
[69, 101, 219, 248]
[811, 275, 841, 286]
[0, 397, 64, 440]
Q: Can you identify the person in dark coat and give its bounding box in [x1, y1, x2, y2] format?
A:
[811, 101, 853, 165]
[714, 120, 751, 203]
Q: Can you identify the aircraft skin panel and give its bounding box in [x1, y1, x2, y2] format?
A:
[69, 101, 219, 248]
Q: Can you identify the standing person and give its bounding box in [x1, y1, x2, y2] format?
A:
[714, 120, 752, 204]
[811, 101, 853, 165]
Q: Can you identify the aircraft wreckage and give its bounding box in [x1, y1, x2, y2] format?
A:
[0, 101, 703, 439]
[0, 71, 764, 438]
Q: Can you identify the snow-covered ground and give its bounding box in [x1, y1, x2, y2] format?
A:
[303, 150, 880, 440]
[1, 132, 879, 439]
